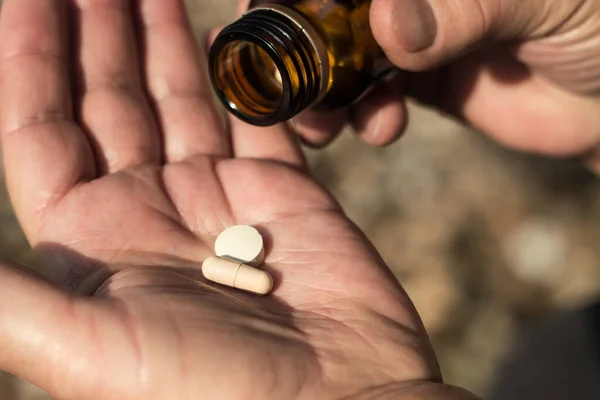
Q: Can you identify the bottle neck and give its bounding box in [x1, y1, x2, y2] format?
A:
[210, 5, 330, 126]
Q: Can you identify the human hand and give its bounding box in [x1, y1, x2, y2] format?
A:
[0, 1, 478, 399]
[286, 0, 600, 169]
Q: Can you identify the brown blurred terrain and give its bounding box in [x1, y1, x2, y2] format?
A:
[3, 0, 600, 399]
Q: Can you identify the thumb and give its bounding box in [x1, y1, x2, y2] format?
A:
[371, 0, 577, 70]
[0, 261, 100, 398]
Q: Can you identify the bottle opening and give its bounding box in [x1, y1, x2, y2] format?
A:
[209, 6, 328, 127]
[212, 40, 285, 119]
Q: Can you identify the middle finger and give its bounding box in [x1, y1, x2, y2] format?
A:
[73, 0, 161, 174]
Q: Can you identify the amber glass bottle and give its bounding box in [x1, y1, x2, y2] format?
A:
[209, 0, 393, 126]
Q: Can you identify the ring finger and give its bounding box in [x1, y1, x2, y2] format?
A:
[139, 0, 230, 162]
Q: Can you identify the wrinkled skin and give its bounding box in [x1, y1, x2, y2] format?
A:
[3, 0, 599, 398]
[277, 0, 600, 171]
[0, 1, 478, 399]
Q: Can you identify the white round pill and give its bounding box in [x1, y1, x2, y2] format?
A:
[214, 225, 265, 267]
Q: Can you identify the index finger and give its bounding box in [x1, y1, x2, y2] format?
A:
[0, 0, 95, 237]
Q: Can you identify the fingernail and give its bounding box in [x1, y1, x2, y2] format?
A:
[393, 0, 437, 53]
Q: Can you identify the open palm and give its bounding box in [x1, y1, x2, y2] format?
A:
[0, 1, 476, 399]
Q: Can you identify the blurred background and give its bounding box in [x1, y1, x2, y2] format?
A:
[2, 0, 600, 399]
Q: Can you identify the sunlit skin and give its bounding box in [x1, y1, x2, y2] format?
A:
[274, 0, 600, 161]
[0, 0, 475, 399]
[1, 0, 599, 399]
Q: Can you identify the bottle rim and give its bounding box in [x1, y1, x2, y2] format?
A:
[210, 29, 295, 126]
[209, 6, 328, 127]
[252, 4, 330, 101]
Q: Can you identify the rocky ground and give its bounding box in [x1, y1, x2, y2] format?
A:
[2, 0, 600, 399]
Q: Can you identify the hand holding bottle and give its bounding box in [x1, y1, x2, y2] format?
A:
[307, 0, 600, 170]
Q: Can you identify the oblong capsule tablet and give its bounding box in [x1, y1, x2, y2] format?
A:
[202, 256, 273, 295]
